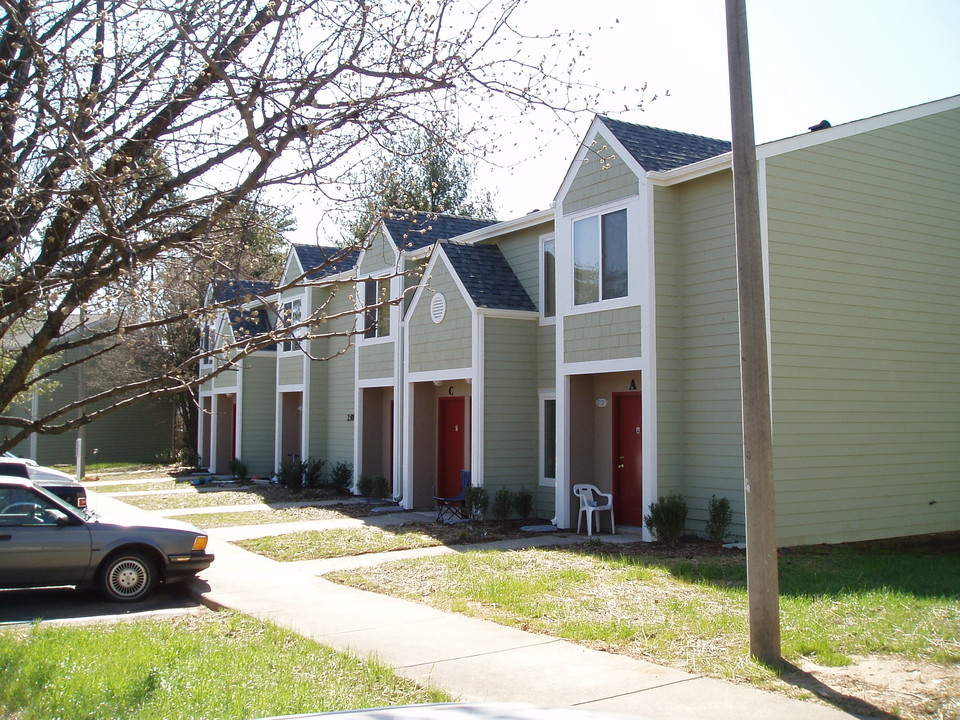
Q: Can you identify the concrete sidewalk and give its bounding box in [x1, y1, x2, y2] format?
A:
[89, 491, 862, 719]
[189, 537, 863, 719]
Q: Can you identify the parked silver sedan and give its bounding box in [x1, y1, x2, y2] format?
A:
[0, 477, 214, 602]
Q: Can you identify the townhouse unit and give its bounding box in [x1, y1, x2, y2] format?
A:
[199, 95, 960, 546]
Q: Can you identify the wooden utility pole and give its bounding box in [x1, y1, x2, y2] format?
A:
[724, 0, 782, 665]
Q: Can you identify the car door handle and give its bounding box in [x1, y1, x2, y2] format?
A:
[0, 535, 11, 541]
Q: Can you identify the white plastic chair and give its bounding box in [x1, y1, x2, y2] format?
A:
[573, 483, 615, 536]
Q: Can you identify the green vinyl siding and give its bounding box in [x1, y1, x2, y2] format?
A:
[278, 356, 303, 386]
[537, 323, 556, 388]
[563, 307, 640, 365]
[321, 291, 357, 466]
[652, 186, 684, 499]
[359, 229, 397, 276]
[563, 132, 639, 216]
[765, 109, 960, 545]
[359, 341, 394, 380]
[485, 220, 552, 308]
[482, 317, 539, 497]
[673, 171, 745, 537]
[212, 366, 238, 390]
[408, 260, 472, 373]
[239, 355, 276, 475]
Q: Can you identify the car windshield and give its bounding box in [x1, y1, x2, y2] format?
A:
[20, 481, 89, 521]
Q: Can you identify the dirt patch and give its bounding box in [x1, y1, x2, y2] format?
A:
[786, 655, 960, 720]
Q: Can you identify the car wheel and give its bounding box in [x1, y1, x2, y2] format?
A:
[99, 551, 157, 602]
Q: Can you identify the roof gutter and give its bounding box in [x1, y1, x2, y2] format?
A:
[647, 152, 732, 186]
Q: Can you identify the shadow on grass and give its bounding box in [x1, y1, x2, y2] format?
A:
[545, 532, 960, 601]
[353, 518, 554, 548]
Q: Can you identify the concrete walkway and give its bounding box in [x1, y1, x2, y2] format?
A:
[89, 491, 865, 720]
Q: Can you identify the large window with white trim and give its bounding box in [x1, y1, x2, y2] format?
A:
[363, 278, 391, 339]
[278, 297, 303, 353]
[541, 236, 556, 319]
[540, 394, 557, 486]
[573, 208, 628, 305]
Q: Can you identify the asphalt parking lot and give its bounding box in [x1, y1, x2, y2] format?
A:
[0, 584, 207, 626]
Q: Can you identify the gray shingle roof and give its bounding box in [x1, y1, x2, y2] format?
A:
[440, 242, 536, 312]
[598, 116, 731, 172]
[211, 279, 274, 304]
[292, 244, 359, 278]
[383, 210, 498, 251]
[227, 307, 275, 350]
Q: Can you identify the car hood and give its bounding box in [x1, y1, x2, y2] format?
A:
[89, 512, 204, 535]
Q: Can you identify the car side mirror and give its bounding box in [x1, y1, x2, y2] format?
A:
[43, 508, 72, 526]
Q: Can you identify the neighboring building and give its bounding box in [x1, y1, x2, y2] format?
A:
[198, 279, 277, 476]
[200, 95, 960, 546]
[6, 316, 176, 466]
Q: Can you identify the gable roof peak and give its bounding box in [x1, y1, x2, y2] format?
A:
[382, 209, 499, 252]
[290, 243, 359, 278]
[596, 115, 731, 172]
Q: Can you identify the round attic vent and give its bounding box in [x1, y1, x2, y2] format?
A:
[430, 293, 446, 324]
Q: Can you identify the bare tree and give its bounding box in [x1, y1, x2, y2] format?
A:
[0, 0, 635, 451]
[346, 122, 497, 244]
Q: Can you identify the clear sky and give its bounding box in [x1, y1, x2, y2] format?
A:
[287, 0, 959, 242]
[476, 0, 960, 219]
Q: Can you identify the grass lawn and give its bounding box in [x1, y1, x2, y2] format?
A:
[115, 484, 346, 511]
[330, 535, 960, 719]
[86, 479, 189, 493]
[191, 504, 372, 528]
[0, 611, 446, 720]
[236, 521, 542, 561]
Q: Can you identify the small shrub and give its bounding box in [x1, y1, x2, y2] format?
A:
[329, 461, 353, 493]
[513, 486, 534, 519]
[705, 495, 732, 542]
[644, 494, 687, 545]
[357, 475, 375, 498]
[302, 457, 326, 488]
[370, 476, 390, 499]
[492, 487, 514, 522]
[177, 447, 201, 468]
[277, 459, 304, 491]
[228, 457, 248, 481]
[465, 485, 488, 520]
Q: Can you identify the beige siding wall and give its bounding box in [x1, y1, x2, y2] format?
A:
[408, 261, 473, 373]
[240, 354, 277, 475]
[482, 317, 539, 500]
[563, 307, 641, 364]
[765, 109, 960, 545]
[674, 170, 745, 537]
[563, 132, 639, 215]
[359, 342, 394, 380]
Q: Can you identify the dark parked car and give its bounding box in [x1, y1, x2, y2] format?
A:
[0, 477, 213, 601]
[0, 457, 87, 509]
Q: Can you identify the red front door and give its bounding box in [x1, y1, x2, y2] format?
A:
[437, 396, 465, 497]
[613, 392, 643, 526]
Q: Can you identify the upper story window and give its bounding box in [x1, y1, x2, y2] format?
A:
[573, 208, 628, 305]
[363, 278, 391, 339]
[200, 323, 214, 366]
[541, 236, 556, 319]
[279, 297, 303, 353]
